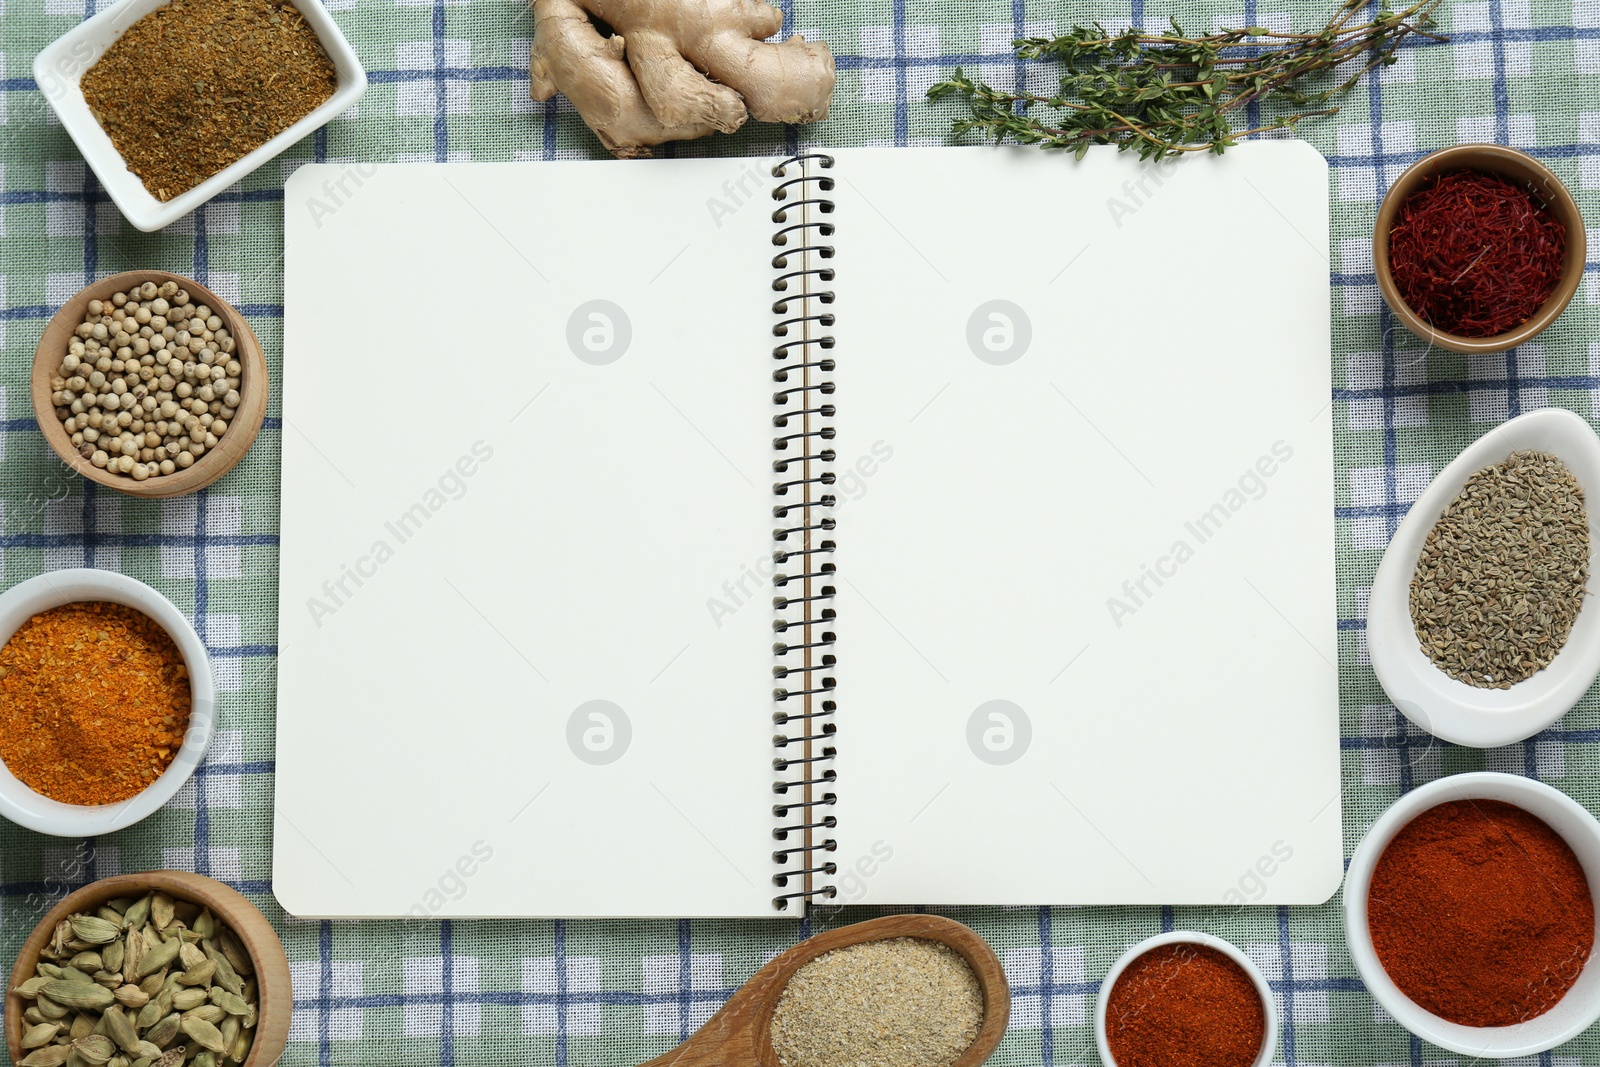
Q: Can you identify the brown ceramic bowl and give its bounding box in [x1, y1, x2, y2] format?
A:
[1374, 144, 1585, 355]
[4, 871, 290, 1067]
[32, 270, 268, 498]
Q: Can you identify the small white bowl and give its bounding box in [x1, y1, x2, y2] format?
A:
[0, 569, 215, 836]
[1095, 930, 1279, 1067]
[1345, 771, 1600, 1058]
[32, 0, 365, 232]
[1367, 407, 1600, 747]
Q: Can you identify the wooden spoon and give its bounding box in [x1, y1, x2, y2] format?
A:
[637, 914, 1010, 1067]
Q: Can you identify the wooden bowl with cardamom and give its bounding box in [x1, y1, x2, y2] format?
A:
[4, 870, 291, 1067]
[32, 270, 269, 498]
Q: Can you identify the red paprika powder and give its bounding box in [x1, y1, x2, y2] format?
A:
[1104, 942, 1266, 1067]
[1367, 799, 1594, 1026]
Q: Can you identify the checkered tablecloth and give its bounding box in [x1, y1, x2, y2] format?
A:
[2, 0, 1599, 1062]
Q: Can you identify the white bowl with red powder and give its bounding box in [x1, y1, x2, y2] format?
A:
[1094, 930, 1278, 1067]
[1346, 772, 1600, 1057]
[0, 569, 215, 837]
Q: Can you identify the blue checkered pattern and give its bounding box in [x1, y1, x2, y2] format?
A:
[4, 0, 1600, 1063]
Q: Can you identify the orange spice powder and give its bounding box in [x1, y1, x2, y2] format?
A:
[0, 602, 192, 805]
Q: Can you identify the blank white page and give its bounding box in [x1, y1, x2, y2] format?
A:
[828, 144, 1342, 906]
[277, 160, 780, 917]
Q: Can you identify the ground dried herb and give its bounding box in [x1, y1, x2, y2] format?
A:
[0, 602, 192, 805]
[769, 938, 983, 1067]
[1409, 450, 1588, 688]
[80, 0, 338, 202]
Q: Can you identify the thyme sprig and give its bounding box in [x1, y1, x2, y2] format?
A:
[926, 0, 1445, 159]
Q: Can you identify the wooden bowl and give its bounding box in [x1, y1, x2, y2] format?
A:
[4, 870, 291, 1067]
[32, 271, 269, 498]
[636, 914, 1010, 1067]
[1373, 144, 1585, 355]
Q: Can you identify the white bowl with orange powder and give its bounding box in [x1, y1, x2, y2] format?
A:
[0, 568, 214, 836]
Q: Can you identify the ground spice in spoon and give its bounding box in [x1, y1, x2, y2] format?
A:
[0, 602, 192, 805]
[769, 937, 983, 1067]
[1367, 799, 1593, 1026]
[79, 0, 338, 201]
[1104, 942, 1266, 1067]
[1388, 168, 1566, 338]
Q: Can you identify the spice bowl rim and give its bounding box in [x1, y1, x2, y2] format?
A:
[1344, 771, 1600, 1058]
[1093, 929, 1279, 1067]
[4, 869, 291, 1067]
[1372, 143, 1585, 356]
[1365, 406, 1600, 747]
[0, 568, 215, 837]
[32, 269, 270, 498]
[30, 0, 366, 233]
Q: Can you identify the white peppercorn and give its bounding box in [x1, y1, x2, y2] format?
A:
[52, 283, 246, 483]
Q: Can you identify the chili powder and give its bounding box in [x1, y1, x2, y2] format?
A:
[1387, 168, 1566, 338]
[0, 602, 192, 805]
[1105, 942, 1266, 1067]
[1368, 799, 1594, 1027]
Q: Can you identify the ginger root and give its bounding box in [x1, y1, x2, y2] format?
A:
[529, 0, 835, 158]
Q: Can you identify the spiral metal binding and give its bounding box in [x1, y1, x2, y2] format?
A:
[768, 152, 839, 912]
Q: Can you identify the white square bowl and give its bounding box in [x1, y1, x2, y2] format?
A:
[32, 0, 366, 232]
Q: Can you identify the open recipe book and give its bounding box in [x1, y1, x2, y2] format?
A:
[274, 143, 1341, 918]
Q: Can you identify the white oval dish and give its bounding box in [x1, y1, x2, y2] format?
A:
[0, 569, 215, 836]
[31, 0, 365, 232]
[1095, 930, 1279, 1067]
[1367, 407, 1600, 747]
[1345, 771, 1600, 1058]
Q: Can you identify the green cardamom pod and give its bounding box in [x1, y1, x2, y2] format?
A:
[134, 996, 164, 1031]
[113, 985, 148, 1009]
[122, 897, 151, 933]
[192, 1053, 217, 1067]
[144, 1012, 182, 1049]
[175, 960, 216, 987]
[150, 894, 175, 932]
[170, 988, 207, 1011]
[210, 989, 249, 1017]
[201, 945, 242, 996]
[70, 915, 123, 945]
[70, 1011, 96, 1039]
[151, 1048, 187, 1067]
[19, 1022, 62, 1048]
[73, 1034, 118, 1066]
[103, 941, 125, 975]
[182, 1004, 224, 1025]
[179, 1016, 226, 1054]
[133, 938, 179, 979]
[103, 1005, 141, 1054]
[34, 993, 70, 1020]
[14, 975, 51, 998]
[217, 932, 252, 977]
[178, 943, 206, 971]
[229, 1028, 253, 1061]
[70, 952, 105, 972]
[192, 910, 215, 942]
[40, 980, 115, 1011]
[18, 1044, 73, 1067]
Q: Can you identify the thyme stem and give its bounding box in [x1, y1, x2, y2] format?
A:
[926, 0, 1445, 159]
